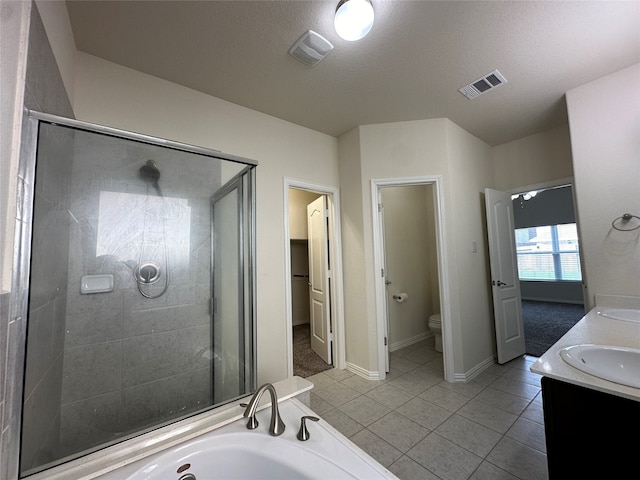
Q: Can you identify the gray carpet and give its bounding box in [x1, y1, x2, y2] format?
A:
[293, 324, 333, 378]
[523, 300, 585, 357]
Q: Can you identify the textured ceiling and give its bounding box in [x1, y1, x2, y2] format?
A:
[66, 0, 640, 146]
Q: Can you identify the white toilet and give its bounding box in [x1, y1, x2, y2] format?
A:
[428, 314, 442, 352]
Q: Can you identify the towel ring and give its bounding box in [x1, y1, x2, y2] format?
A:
[611, 213, 640, 232]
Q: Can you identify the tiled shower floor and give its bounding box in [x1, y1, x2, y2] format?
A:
[307, 339, 547, 480]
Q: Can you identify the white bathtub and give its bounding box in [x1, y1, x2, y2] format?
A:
[95, 397, 398, 479]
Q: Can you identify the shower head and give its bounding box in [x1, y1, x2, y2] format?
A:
[139, 160, 163, 196]
[139, 160, 160, 183]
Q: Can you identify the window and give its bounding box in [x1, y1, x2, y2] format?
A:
[515, 223, 582, 281]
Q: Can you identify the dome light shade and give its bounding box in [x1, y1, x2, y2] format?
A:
[334, 0, 374, 41]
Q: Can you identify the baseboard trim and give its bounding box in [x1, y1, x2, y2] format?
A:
[346, 362, 382, 380]
[389, 332, 431, 352]
[453, 355, 496, 382]
[348, 352, 497, 384]
[522, 296, 584, 305]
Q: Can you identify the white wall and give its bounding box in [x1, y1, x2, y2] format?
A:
[289, 189, 321, 240]
[361, 120, 450, 375]
[445, 121, 495, 372]
[492, 124, 574, 191]
[72, 53, 339, 384]
[337, 127, 371, 370]
[339, 118, 496, 377]
[566, 64, 640, 308]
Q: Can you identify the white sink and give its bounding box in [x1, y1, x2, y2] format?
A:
[597, 308, 640, 323]
[560, 344, 640, 389]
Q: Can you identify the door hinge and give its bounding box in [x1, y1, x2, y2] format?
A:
[378, 203, 383, 212]
[384, 336, 388, 346]
[381, 268, 385, 277]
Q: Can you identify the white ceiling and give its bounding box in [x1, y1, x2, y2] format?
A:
[65, 0, 640, 146]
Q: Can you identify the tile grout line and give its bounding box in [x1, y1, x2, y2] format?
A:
[307, 343, 547, 479]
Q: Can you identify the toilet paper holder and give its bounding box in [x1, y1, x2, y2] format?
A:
[393, 293, 408, 303]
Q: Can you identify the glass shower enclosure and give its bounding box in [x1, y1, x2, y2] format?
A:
[18, 112, 257, 476]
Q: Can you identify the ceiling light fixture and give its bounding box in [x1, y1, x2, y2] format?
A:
[334, 0, 374, 41]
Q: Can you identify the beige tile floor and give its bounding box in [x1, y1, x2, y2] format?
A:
[307, 339, 548, 480]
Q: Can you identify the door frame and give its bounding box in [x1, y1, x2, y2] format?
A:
[283, 178, 346, 377]
[376, 189, 391, 374]
[371, 176, 454, 382]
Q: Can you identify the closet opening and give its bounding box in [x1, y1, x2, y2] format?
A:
[284, 180, 345, 379]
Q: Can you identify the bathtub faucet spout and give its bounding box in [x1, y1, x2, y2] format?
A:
[242, 383, 286, 436]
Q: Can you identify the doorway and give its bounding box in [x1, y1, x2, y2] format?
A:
[284, 179, 345, 378]
[510, 182, 585, 356]
[486, 181, 585, 362]
[371, 177, 454, 382]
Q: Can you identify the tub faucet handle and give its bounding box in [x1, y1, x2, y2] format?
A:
[296, 416, 319, 441]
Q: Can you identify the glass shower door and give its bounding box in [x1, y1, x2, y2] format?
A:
[211, 171, 252, 404]
[19, 113, 257, 477]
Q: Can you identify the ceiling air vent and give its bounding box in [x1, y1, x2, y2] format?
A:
[458, 70, 507, 99]
[289, 30, 334, 67]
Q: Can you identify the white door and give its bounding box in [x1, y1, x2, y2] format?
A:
[307, 196, 332, 364]
[485, 188, 526, 364]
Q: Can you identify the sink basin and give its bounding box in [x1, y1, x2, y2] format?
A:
[597, 308, 640, 323]
[560, 344, 640, 389]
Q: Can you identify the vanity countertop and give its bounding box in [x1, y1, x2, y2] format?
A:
[530, 307, 640, 402]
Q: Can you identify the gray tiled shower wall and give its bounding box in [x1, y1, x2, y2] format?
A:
[2, 2, 74, 479]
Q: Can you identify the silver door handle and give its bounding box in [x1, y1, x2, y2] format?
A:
[493, 280, 506, 287]
[385, 280, 391, 285]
